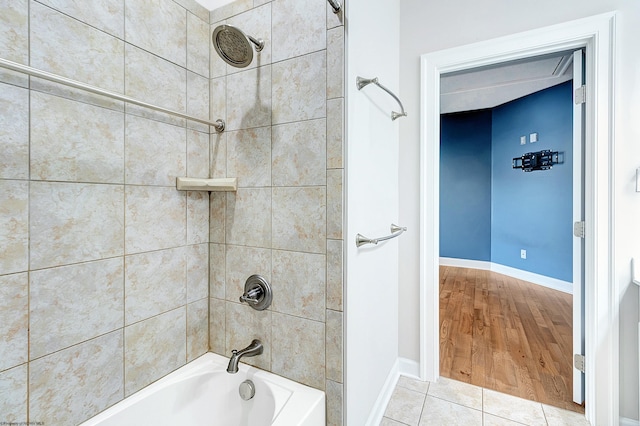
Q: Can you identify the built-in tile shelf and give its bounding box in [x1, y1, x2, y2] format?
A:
[175, 177, 237, 192]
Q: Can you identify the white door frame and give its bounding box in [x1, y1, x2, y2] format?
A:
[419, 13, 617, 425]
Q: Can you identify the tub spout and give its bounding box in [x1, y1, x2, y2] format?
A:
[227, 339, 263, 374]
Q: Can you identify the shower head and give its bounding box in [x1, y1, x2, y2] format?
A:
[212, 24, 264, 68]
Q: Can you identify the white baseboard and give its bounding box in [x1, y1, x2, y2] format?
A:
[439, 257, 573, 294]
[620, 417, 639, 426]
[365, 359, 399, 426]
[398, 357, 421, 378]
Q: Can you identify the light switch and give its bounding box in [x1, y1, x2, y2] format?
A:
[636, 168, 640, 192]
[530, 132, 538, 143]
[520, 136, 526, 145]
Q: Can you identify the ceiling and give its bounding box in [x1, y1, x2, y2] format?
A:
[194, 0, 234, 11]
[440, 51, 575, 114]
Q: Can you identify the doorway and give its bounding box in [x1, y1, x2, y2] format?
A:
[437, 56, 580, 410]
[418, 13, 616, 425]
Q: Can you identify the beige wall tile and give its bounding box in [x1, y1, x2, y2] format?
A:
[326, 309, 343, 382]
[187, 244, 209, 302]
[187, 70, 210, 132]
[30, 2, 124, 92]
[0, 82, 28, 179]
[124, 307, 186, 396]
[187, 129, 210, 178]
[187, 191, 210, 244]
[0, 180, 28, 275]
[125, 247, 186, 325]
[226, 65, 271, 131]
[30, 182, 124, 270]
[326, 0, 344, 30]
[272, 186, 326, 253]
[225, 301, 271, 370]
[226, 127, 272, 187]
[187, 12, 210, 77]
[0, 364, 27, 422]
[326, 239, 343, 311]
[209, 297, 226, 355]
[210, 0, 252, 23]
[31, 91, 125, 184]
[272, 0, 326, 62]
[125, 44, 186, 114]
[272, 52, 326, 124]
[326, 380, 343, 426]
[209, 243, 226, 299]
[227, 3, 272, 72]
[226, 188, 271, 247]
[210, 75, 226, 125]
[187, 298, 209, 361]
[30, 331, 124, 425]
[327, 26, 344, 99]
[30, 259, 124, 359]
[327, 169, 343, 239]
[125, 186, 186, 254]
[272, 312, 325, 389]
[0, 0, 28, 65]
[326, 98, 344, 169]
[125, 0, 186, 67]
[36, 0, 125, 38]
[272, 250, 325, 321]
[209, 192, 226, 243]
[272, 119, 326, 186]
[174, 0, 209, 22]
[225, 244, 271, 302]
[210, 132, 227, 178]
[125, 114, 186, 186]
[0, 273, 27, 371]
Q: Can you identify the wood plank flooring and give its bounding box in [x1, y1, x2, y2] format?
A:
[439, 265, 584, 413]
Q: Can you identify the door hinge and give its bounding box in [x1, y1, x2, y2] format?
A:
[574, 354, 585, 373]
[573, 221, 585, 238]
[575, 85, 586, 104]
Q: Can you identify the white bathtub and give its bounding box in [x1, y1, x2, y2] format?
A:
[80, 352, 325, 426]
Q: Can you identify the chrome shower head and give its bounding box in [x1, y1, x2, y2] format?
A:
[212, 24, 264, 68]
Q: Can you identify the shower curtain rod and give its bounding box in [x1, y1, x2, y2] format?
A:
[0, 57, 225, 133]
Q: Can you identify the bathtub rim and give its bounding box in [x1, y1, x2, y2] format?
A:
[79, 351, 325, 426]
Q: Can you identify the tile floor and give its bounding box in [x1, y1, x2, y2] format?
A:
[380, 376, 589, 426]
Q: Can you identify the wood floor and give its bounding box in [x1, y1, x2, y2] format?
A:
[439, 265, 584, 413]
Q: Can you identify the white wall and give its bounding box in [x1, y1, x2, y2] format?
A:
[398, 0, 640, 420]
[345, 0, 400, 423]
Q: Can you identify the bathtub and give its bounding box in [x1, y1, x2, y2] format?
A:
[80, 352, 325, 426]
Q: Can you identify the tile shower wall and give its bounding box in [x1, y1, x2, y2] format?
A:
[208, 0, 345, 424]
[0, 0, 211, 423]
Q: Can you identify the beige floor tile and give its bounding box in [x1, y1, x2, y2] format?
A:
[383, 386, 425, 426]
[542, 404, 589, 425]
[427, 376, 482, 410]
[419, 396, 482, 425]
[398, 376, 429, 394]
[483, 389, 546, 426]
[380, 417, 408, 426]
[483, 412, 527, 425]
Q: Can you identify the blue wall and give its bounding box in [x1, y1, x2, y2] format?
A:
[440, 110, 492, 261]
[440, 81, 573, 281]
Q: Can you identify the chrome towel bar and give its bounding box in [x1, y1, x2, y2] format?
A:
[356, 76, 407, 120]
[0, 57, 225, 133]
[356, 224, 407, 247]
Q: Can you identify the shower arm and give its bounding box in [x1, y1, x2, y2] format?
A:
[327, 0, 342, 13]
[247, 35, 265, 52]
[356, 76, 407, 120]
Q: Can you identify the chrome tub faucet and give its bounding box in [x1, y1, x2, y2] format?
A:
[227, 339, 263, 373]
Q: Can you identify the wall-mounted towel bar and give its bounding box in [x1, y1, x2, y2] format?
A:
[356, 224, 407, 247]
[356, 76, 407, 120]
[0, 57, 225, 133]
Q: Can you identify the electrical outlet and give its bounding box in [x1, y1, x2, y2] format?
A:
[521, 249, 527, 259]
